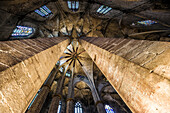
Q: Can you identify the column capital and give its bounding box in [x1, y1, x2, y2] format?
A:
[95, 100, 103, 106]
[53, 94, 62, 99]
[66, 98, 74, 102]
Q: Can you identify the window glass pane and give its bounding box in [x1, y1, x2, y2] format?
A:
[42, 5, 52, 13]
[100, 6, 108, 14]
[97, 5, 112, 14]
[80, 107, 82, 113]
[72, 1, 75, 9]
[11, 26, 33, 37]
[97, 5, 104, 13]
[40, 7, 48, 15]
[68, 1, 72, 9]
[76, 1, 79, 9]
[57, 101, 62, 113]
[103, 7, 112, 14]
[35, 9, 46, 16]
[34, 5, 52, 17]
[66, 72, 71, 77]
[75, 102, 83, 113]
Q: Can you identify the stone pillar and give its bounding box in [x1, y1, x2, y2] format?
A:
[66, 75, 74, 113]
[27, 66, 58, 113]
[48, 72, 65, 113]
[95, 101, 106, 113]
[91, 82, 106, 113]
[81, 37, 170, 113]
[0, 37, 69, 113]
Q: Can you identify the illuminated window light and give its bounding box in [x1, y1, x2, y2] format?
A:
[75, 102, 83, 113]
[66, 72, 71, 77]
[57, 101, 62, 113]
[11, 26, 34, 37]
[97, 5, 112, 14]
[105, 105, 115, 113]
[132, 20, 157, 26]
[34, 5, 52, 17]
[67, 1, 79, 12]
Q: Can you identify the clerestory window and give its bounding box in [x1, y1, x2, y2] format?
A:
[97, 5, 112, 14]
[67, 1, 79, 12]
[34, 5, 52, 17]
[75, 102, 83, 113]
[11, 26, 34, 39]
[131, 20, 157, 26]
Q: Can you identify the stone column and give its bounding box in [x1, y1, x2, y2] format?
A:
[66, 74, 74, 113]
[48, 71, 65, 113]
[81, 37, 170, 113]
[91, 82, 106, 113]
[27, 66, 58, 113]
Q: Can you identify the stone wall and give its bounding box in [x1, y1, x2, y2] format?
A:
[0, 37, 69, 113]
[80, 37, 170, 113]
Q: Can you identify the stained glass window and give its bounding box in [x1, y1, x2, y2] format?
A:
[11, 26, 34, 37]
[66, 71, 71, 77]
[97, 5, 112, 14]
[131, 20, 157, 26]
[75, 102, 83, 113]
[35, 5, 52, 17]
[67, 1, 79, 12]
[57, 101, 62, 113]
[105, 105, 115, 113]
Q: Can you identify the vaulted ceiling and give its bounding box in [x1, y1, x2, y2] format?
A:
[0, 0, 170, 41]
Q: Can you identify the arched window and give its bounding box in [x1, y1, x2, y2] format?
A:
[75, 102, 83, 113]
[97, 5, 112, 14]
[57, 101, 62, 113]
[105, 105, 115, 113]
[35, 5, 52, 17]
[11, 26, 34, 38]
[67, 1, 79, 12]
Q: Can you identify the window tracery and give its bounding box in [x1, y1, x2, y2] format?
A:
[97, 5, 112, 14]
[75, 102, 83, 113]
[35, 5, 52, 17]
[11, 26, 34, 38]
[67, 1, 79, 12]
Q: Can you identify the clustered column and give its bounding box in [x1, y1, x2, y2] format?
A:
[66, 75, 74, 113]
[27, 66, 58, 113]
[48, 71, 65, 113]
[91, 82, 106, 113]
